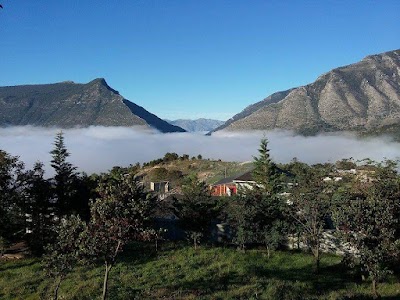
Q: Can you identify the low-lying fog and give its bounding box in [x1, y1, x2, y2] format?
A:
[0, 126, 399, 175]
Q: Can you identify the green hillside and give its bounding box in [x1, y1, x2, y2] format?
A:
[1, 244, 399, 299]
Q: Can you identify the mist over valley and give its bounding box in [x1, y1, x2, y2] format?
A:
[1, 126, 399, 176]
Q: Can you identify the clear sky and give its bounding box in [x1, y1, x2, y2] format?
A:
[0, 0, 399, 121]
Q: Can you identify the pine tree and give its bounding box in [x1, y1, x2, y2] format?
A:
[24, 161, 54, 254]
[0, 150, 25, 248]
[50, 131, 77, 217]
[252, 138, 282, 195]
[227, 138, 286, 254]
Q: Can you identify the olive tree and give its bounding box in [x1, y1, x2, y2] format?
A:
[288, 164, 335, 273]
[333, 161, 400, 298]
[84, 173, 155, 300]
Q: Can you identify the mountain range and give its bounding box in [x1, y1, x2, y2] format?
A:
[1, 49, 399, 137]
[166, 118, 224, 132]
[212, 49, 400, 136]
[0, 78, 185, 133]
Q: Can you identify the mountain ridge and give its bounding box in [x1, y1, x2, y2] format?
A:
[166, 118, 225, 132]
[0, 78, 185, 133]
[211, 49, 400, 136]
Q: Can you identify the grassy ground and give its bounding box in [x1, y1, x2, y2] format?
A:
[1, 244, 400, 299]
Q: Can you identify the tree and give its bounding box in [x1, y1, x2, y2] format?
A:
[0, 150, 25, 249]
[252, 138, 282, 195]
[163, 152, 179, 163]
[84, 173, 155, 300]
[335, 158, 356, 170]
[333, 161, 400, 298]
[50, 131, 77, 217]
[43, 215, 87, 300]
[227, 138, 286, 255]
[23, 161, 54, 254]
[288, 164, 334, 273]
[227, 185, 286, 255]
[251, 138, 286, 256]
[173, 175, 218, 249]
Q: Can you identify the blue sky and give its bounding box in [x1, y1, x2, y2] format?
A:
[0, 0, 399, 121]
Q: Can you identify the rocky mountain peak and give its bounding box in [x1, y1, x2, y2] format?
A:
[212, 49, 400, 138]
[0, 79, 185, 132]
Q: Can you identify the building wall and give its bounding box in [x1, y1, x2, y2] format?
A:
[211, 184, 237, 196]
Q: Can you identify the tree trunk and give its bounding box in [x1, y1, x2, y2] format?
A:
[297, 232, 300, 249]
[291, 234, 295, 249]
[267, 246, 270, 259]
[314, 245, 320, 274]
[102, 262, 112, 300]
[372, 278, 378, 299]
[53, 276, 62, 300]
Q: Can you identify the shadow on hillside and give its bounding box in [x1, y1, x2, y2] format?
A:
[0, 259, 37, 272]
[116, 242, 161, 266]
[169, 256, 350, 298]
[111, 244, 400, 299]
[249, 260, 351, 296]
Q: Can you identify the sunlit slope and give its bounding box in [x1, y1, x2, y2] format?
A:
[213, 49, 400, 136]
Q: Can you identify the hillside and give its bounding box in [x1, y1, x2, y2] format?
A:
[0, 78, 185, 133]
[166, 118, 225, 132]
[138, 156, 253, 186]
[2, 245, 400, 299]
[212, 49, 400, 136]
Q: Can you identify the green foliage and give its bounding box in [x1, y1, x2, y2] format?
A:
[50, 131, 78, 217]
[85, 176, 155, 264]
[252, 138, 283, 195]
[227, 189, 286, 252]
[173, 175, 219, 248]
[288, 163, 335, 273]
[23, 162, 54, 255]
[333, 163, 400, 298]
[0, 236, 10, 257]
[180, 154, 190, 160]
[43, 215, 87, 300]
[335, 158, 357, 170]
[0, 150, 25, 244]
[84, 173, 156, 299]
[163, 152, 179, 163]
[227, 138, 287, 253]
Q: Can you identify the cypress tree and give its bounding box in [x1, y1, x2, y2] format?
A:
[50, 131, 77, 217]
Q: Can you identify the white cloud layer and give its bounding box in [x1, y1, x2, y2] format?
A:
[0, 126, 399, 176]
